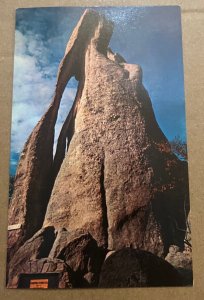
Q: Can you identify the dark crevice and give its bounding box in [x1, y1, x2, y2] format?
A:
[36, 227, 56, 259]
[151, 191, 188, 255]
[100, 159, 109, 248]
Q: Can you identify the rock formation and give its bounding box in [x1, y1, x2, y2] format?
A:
[7, 9, 190, 287]
[165, 244, 193, 286]
[98, 248, 183, 287]
[7, 227, 105, 288]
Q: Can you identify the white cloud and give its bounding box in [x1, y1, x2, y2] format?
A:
[15, 30, 27, 54]
[11, 30, 76, 157]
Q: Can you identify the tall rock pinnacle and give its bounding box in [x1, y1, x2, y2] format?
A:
[7, 10, 113, 258]
[8, 8, 189, 270]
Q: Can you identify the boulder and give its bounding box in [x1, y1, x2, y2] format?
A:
[7, 227, 56, 287]
[165, 245, 193, 285]
[49, 229, 106, 287]
[8, 258, 74, 288]
[99, 248, 183, 287]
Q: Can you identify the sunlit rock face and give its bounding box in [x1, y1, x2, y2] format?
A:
[7, 9, 189, 287]
[43, 9, 189, 255]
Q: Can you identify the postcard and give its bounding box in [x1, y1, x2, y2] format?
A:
[7, 6, 192, 288]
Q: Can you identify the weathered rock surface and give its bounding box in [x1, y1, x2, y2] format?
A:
[7, 226, 105, 288]
[8, 257, 74, 288]
[98, 248, 183, 287]
[42, 9, 189, 255]
[7, 9, 190, 287]
[7, 227, 56, 287]
[165, 245, 193, 285]
[8, 226, 56, 267]
[49, 229, 106, 287]
[165, 245, 192, 269]
[7, 9, 113, 259]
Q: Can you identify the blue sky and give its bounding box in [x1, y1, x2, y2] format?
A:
[10, 6, 187, 175]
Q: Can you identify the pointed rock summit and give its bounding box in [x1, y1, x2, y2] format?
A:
[7, 9, 189, 287]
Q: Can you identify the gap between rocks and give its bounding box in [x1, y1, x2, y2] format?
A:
[100, 159, 109, 248]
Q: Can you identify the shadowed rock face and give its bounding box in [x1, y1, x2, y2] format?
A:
[7, 227, 105, 288]
[7, 9, 190, 286]
[99, 248, 183, 287]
